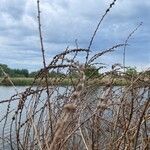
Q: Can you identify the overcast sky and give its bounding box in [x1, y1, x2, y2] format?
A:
[0, 0, 149, 71]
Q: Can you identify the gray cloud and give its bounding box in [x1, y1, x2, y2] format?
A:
[0, 0, 149, 71]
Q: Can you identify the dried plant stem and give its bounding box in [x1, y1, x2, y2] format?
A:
[123, 22, 143, 72]
[37, 0, 53, 138]
[133, 92, 150, 150]
[86, 0, 117, 63]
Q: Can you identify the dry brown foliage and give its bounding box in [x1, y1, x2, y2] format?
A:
[0, 0, 149, 149]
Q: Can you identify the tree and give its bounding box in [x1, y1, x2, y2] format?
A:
[21, 69, 29, 77]
[85, 65, 99, 77]
[126, 67, 137, 76]
[68, 65, 99, 78]
[0, 64, 11, 77]
[0, 64, 29, 77]
[29, 71, 39, 77]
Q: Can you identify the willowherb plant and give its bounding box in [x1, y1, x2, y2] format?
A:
[0, 0, 149, 150]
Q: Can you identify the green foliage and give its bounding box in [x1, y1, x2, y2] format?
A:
[29, 71, 39, 77]
[0, 64, 29, 77]
[13, 69, 29, 77]
[0, 64, 10, 76]
[68, 65, 99, 78]
[0, 63, 100, 79]
[126, 67, 137, 76]
[85, 65, 99, 77]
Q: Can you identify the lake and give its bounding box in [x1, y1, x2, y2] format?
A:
[0, 86, 29, 148]
[0, 85, 72, 149]
[0, 86, 149, 149]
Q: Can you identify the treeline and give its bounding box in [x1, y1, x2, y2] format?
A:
[0, 64, 29, 77]
[0, 64, 65, 78]
[0, 64, 100, 78]
[0, 64, 149, 78]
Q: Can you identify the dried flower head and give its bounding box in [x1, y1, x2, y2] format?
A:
[63, 103, 77, 112]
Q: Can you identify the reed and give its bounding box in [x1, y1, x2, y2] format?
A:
[0, 0, 149, 150]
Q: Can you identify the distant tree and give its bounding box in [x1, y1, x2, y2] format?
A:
[12, 69, 29, 77]
[21, 69, 29, 77]
[68, 65, 99, 78]
[0, 64, 11, 77]
[126, 67, 137, 76]
[0, 64, 29, 77]
[29, 71, 39, 77]
[85, 65, 99, 77]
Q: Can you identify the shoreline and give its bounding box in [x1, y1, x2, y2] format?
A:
[0, 77, 149, 86]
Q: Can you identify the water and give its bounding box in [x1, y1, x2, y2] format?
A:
[0, 86, 28, 149]
[0, 86, 29, 123]
[0, 86, 28, 100]
[0, 85, 71, 149]
[0, 86, 149, 149]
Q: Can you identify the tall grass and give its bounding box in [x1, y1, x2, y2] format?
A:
[0, 0, 149, 150]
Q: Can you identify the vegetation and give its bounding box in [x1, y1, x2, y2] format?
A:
[0, 63, 102, 86]
[1, 64, 149, 86]
[0, 0, 149, 150]
[125, 66, 137, 76]
[0, 64, 99, 78]
[0, 64, 29, 77]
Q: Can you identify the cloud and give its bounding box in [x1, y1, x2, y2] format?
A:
[0, 0, 149, 71]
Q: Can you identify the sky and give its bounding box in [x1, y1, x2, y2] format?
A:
[0, 0, 149, 72]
